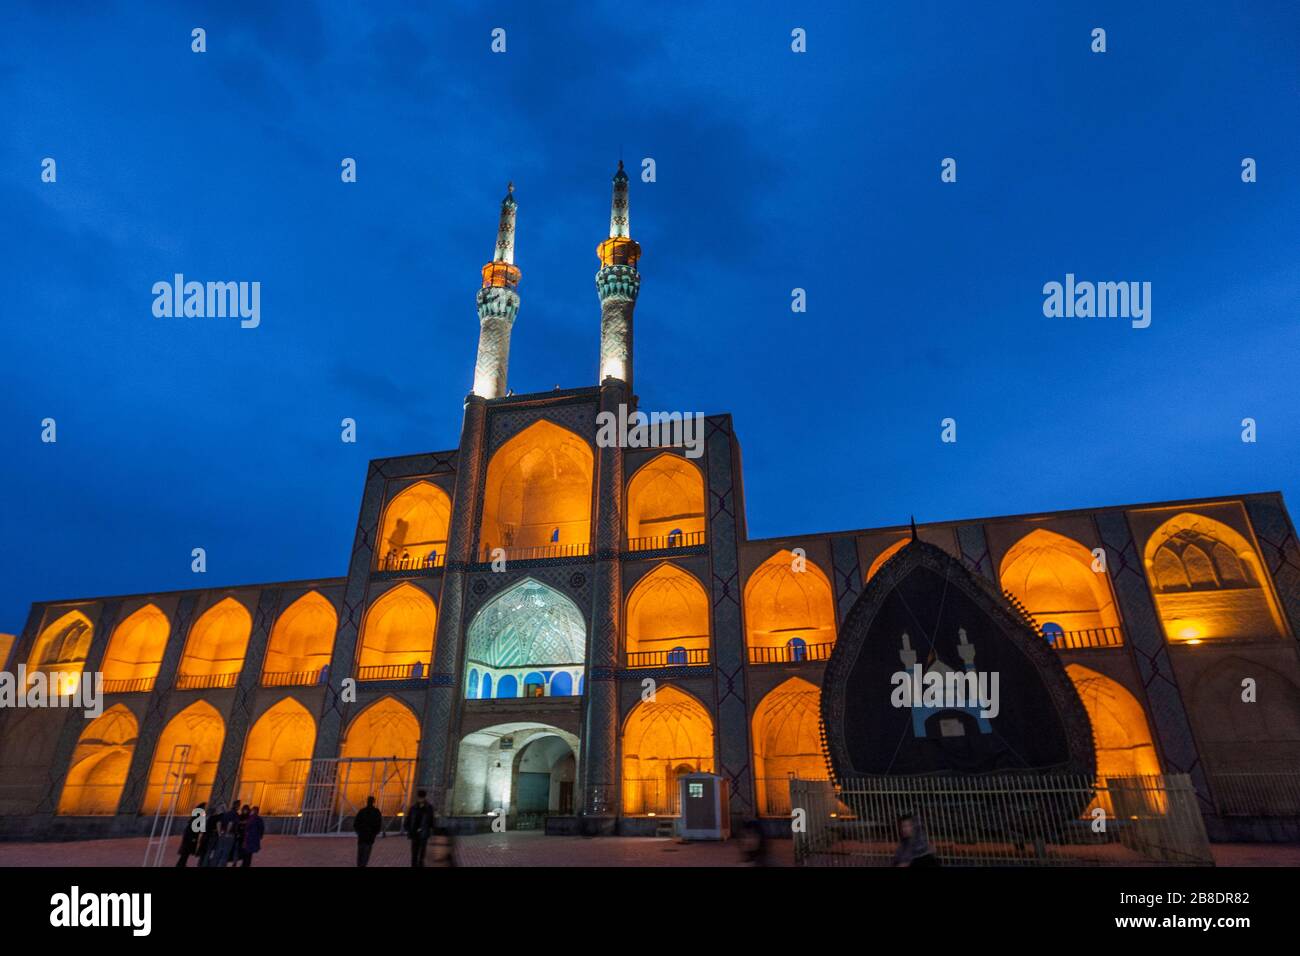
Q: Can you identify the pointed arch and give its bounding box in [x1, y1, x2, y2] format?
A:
[1143, 512, 1285, 642]
[263, 591, 336, 684]
[377, 480, 451, 569]
[142, 700, 225, 813]
[463, 578, 587, 697]
[744, 549, 837, 659]
[101, 604, 169, 690]
[626, 453, 706, 546]
[480, 419, 594, 555]
[752, 677, 826, 815]
[999, 528, 1120, 639]
[625, 563, 710, 666]
[621, 686, 715, 815]
[1064, 665, 1159, 778]
[57, 704, 138, 815]
[177, 598, 252, 686]
[27, 610, 93, 673]
[356, 583, 437, 679]
[236, 698, 316, 814]
[339, 696, 420, 814]
[866, 538, 908, 582]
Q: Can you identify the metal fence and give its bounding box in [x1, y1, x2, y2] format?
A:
[626, 648, 710, 668]
[1209, 771, 1300, 817]
[296, 757, 415, 835]
[1046, 626, 1125, 649]
[748, 642, 835, 664]
[626, 531, 706, 552]
[791, 774, 1213, 867]
[623, 778, 680, 817]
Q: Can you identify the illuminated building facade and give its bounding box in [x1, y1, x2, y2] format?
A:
[3, 168, 1300, 843]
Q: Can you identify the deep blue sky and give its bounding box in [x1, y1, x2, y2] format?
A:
[2, 1, 1297, 633]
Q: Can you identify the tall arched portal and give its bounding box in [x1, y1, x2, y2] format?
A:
[338, 696, 420, 817]
[625, 453, 706, 548]
[744, 550, 837, 663]
[451, 723, 580, 818]
[142, 700, 225, 813]
[262, 591, 336, 685]
[625, 563, 710, 667]
[355, 584, 437, 680]
[57, 704, 138, 815]
[621, 686, 715, 815]
[752, 677, 826, 815]
[236, 697, 317, 814]
[377, 480, 451, 570]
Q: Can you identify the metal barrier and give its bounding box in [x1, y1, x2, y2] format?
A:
[1047, 626, 1125, 649]
[791, 773, 1213, 867]
[480, 542, 591, 562]
[626, 648, 710, 668]
[748, 642, 835, 664]
[297, 757, 415, 835]
[102, 676, 157, 694]
[355, 662, 429, 682]
[174, 672, 238, 690]
[1209, 771, 1300, 817]
[626, 531, 706, 552]
[260, 668, 327, 688]
[623, 778, 680, 817]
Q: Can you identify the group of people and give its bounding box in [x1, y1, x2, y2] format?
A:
[353, 790, 456, 867]
[176, 802, 266, 867]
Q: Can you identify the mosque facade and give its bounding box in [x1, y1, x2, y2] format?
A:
[3, 166, 1299, 842]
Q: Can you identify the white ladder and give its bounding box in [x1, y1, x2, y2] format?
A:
[142, 743, 191, 867]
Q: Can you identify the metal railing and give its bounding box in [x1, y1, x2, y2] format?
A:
[102, 676, 157, 694]
[757, 775, 829, 817]
[1045, 626, 1125, 649]
[376, 551, 446, 572]
[623, 779, 681, 817]
[1209, 771, 1300, 817]
[791, 773, 1212, 867]
[626, 530, 706, 552]
[174, 672, 239, 690]
[626, 648, 710, 668]
[481, 542, 591, 562]
[355, 662, 430, 682]
[261, 667, 328, 688]
[748, 641, 835, 664]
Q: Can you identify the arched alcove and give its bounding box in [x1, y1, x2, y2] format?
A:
[621, 686, 715, 815]
[625, 563, 710, 666]
[57, 705, 138, 815]
[236, 698, 316, 814]
[262, 591, 336, 685]
[463, 578, 586, 698]
[142, 700, 225, 813]
[355, 583, 436, 680]
[626, 454, 706, 548]
[1000, 529, 1121, 645]
[338, 696, 421, 816]
[377, 481, 451, 570]
[177, 598, 252, 687]
[752, 677, 826, 815]
[27, 610, 93, 675]
[101, 604, 169, 691]
[744, 550, 837, 662]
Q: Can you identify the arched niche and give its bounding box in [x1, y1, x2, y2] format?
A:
[479, 420, 593, 556]
[621, 686, 715, 815]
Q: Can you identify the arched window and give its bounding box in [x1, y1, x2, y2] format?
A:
[744, 550, 837, 661]
[751, 678, 825, 815]
[551, 672, 574, 697]
[462, 579, 587, 699]
[101, 604, 169, 691]
[468, 668, 480, 699]
[177, 598, 252, 687]
[1041, 622, 1065, 646]
[497, 675, 518, 699]
[355, 584, 437, 680]
[625, 564, 710, 667]
[1143, 512, 1286, 642]
[626, 454, 706, 549]
[481, 674, 493, 699]
[377, 481, 451, 570]
[786, 637, 808, 661]
[622, 687, 714, 815]
[480, 420, 594, 556]
[57, 705, 138, 815]
[524, 672, 546, 698]
[262, 591, 336, 686]
[27, 610, 94, 675]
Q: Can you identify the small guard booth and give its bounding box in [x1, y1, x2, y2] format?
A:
[676, 772, 730, 840]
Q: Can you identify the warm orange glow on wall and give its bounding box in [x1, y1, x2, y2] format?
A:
[177, 598, 252, 681]
[236, 698, 316, 815]
[1066, 664, 1160, 778]
[1000, 529, 1120, 635]
[142, 700, 225, 813]
[263, 592, 336, 680]
[625, 564, 710, 660]
[57, 705, 138, 815]
[27, 610, 93, 673]
[866, 539, 908, 582]
[356, 584, 436, 676]
[622, 686, 714, 814]
[626, 454, 706, 541]
[752, 678, 826, 815]
[480, 420, 593, 553]
[101, 604, 169, 685]
[1144, 512, 1287, 643]
[339, 696, 420, 812]
[378, 481, 451, 567]
[744, 550, 837, 652]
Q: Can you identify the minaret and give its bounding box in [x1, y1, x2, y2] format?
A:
[472, 184, 521, 399]
[595, 161, 641, 387]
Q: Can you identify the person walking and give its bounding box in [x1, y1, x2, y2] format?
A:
[176, 801, 205, 867]
[353, 796, 384, 867]
[893, 812, 940, 867]
[240, 806, 266, 867]
[404, 790, 435, 868]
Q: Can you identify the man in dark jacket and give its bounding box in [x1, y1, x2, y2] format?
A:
[893, 812, 939, 867]
[176, 802, 205, 867]
[404, 790, 436, 867]
[240, 806, 266, 867]
[353, 796, 384, 867]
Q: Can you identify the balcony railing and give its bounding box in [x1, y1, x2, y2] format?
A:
[355, 662, 430, 682]
[261, 668, 328, 688]
[1044, 626, 1124, 650]
[174, 672, 239, 690]
[626, 648, 710, 668]
[748, 642, 835, 665]
[102, 676, 157, 694]
[376, 551, 445, 572]
[626, 530, 706, 552]
[480, 542, 591, 562]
